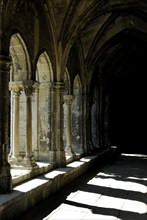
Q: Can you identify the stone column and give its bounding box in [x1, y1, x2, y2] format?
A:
[9, 82, 22, 164]
[0, 55, 12, 193]
[23, 80, 39, 170]
[33, 86, 39, 161]
[99, 87, 105, 147]
[82, 94, 92, 155]
[49, 82, 66, 167]
[64, 95, 74, 156]
[104, 94, 110, 147]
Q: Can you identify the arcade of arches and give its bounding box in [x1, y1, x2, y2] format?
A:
[0, 0, 147, 196]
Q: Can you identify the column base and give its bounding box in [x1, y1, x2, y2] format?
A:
[9, 155, 20, 165]
[0, 164, 12, 193]
[65, 146, 74, 156]
[23, 155, 39, 170]
[55, 150, 66, 167]
[83, 141, 93, 155]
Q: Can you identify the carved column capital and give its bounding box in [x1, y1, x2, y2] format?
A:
[9, 81, 23, 96]
[63, 95, 74, 105]
[23, 80, 40, 97]
[49, 82, 64, 93]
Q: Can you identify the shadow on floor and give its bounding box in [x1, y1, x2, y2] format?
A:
[15, 153, 147, 220]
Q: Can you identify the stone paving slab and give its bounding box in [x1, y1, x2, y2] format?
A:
[42, 154, 147, 220]
[0, 148, 115, 220]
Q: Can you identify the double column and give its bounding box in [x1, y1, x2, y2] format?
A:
[63, 95, 74, 156]
[23, 80, 39, 169]
[9, 80, 39, 170]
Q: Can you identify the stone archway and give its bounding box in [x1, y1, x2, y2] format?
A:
[35, 51, 53, 161]
[9, 33, 38, 169]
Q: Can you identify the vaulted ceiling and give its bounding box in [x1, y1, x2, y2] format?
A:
[42, 0, 147, 90]
[45, 0, 147, 72]
[2, 0, 147, 87]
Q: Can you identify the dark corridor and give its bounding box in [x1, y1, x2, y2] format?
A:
[109, 43, 147, 154]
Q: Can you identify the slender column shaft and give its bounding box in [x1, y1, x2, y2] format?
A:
[12, 90, 20, 157]
[64, 95, 74, 155]
[9, 82, 22, 164]
[33, 87, 39, 160]
[104, 94, 110, 147]
[82, 94, 91, 154]
[49, 82, 66, 166]
[23, 80, 39, 169]
[66, 103, 71, 147]
[26, 94, 32, 156]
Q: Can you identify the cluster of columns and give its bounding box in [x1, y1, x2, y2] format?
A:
[49, 82, 66, 166]
[0, 66, 94, 193]
[9, 80, 39, 170]
[8, 81, 80, 169]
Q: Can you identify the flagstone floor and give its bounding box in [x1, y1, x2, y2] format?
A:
[18, 153, 147, 220]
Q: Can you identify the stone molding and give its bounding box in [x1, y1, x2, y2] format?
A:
[63, 95, 74, 105]
[49, 82, 64, 93]
[9, 80, 40, 96]
[23, 80, 40, 96]
[9, 81, 23, 95]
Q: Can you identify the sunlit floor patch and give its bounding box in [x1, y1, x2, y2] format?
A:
[127, 176, 147, 181]
[67, 190, 101, 206]
[43, 203, 90, 220]
[88, 177, 146, 193]
[96, 195, 146, 214]
[121, 200, 147, 214]
[22, 153, 147, 220]
[122, 153, 147, 158]
[84, 212, 121, 220]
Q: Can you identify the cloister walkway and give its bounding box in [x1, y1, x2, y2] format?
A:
[18, 153, 147, 220]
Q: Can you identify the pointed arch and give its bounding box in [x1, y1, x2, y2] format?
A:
[64, 68, 71, 94]
[36, 51, 53, 83]
[73, 74, 82, 95]
[9, 32, 33, 164]
[34, 51, 53, 161]
[9, 32, 31, 81]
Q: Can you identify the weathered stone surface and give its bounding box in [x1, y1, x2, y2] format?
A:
[0, 148, 116, 220]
